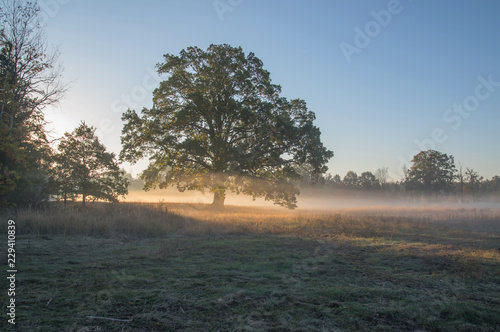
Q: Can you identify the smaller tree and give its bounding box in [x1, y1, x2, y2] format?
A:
[457, 163, 465, 202]
[464, 168, 483, 200]
[54, 122, 128, 205]
[483, 175, 500, 196]
[359, 171, 380, 191]
[401, 164, 409, 183]
[404, 150, 456, 195]
[332, 174, 342, 185]
[343, 171, 359, 189]
[324, 173, 343, 190]
[374, 167, 389, 190]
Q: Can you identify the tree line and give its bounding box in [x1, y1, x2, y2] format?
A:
[319, 150, 500, 200]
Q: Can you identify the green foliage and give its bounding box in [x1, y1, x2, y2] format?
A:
[464, 168, 483, 196]
[53, 122, 129, 204]
[405, 150, 456, 195]
[343, 170, 359, 189]
[0, 124, 53, 206]
[0, 127, 18, 205]
[358, 171, 380, 190]
[6, 135, 53, 205]
[0, 72, 55, 205]
[481, 175, 500, 196]
[120, 44, 333, 208]
[331, 174, 342, 185]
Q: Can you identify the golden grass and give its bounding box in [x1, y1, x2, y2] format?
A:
[6, 202, 500, 240]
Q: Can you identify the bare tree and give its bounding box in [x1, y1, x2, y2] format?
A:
[374, 167, 389, 190]
[401, 164, 409, 182]
[0, 0, 66, 132]
[457, 163, 464, 203]
[464, 168, 483, 202]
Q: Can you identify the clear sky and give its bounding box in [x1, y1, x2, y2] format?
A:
[43, 0, 500, 180]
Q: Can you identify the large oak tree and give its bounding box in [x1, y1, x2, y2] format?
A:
[120, 44, 333, 208]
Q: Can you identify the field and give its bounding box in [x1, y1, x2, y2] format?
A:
[1, 203, 500, 331]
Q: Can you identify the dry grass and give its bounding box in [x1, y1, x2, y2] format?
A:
[1, 202, 499, 331]
[5, 202, 500, 282]
[4, 202, 500, 241]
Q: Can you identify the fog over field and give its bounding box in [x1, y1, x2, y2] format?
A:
[125, 188, 500, 211]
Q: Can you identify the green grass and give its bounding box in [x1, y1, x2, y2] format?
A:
[1, 203, 499, 331]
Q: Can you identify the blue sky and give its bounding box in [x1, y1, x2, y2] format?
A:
[43, 0, 500, 180]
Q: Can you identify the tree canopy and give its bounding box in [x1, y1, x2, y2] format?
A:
[404, 150, 456, 195]
[342, 171, 358, 189]
[359, 171, 379, 190]
[54, 122, 129, 205]
[120, 44, 333, 208]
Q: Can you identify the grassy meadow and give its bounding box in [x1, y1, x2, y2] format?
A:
[1, 202, 499, 331]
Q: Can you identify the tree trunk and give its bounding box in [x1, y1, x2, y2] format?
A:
[82, 193, 86, 206]
[212, 189, 225, 208]
[460, 180, 463, 203]
[9, 112, 14, 132]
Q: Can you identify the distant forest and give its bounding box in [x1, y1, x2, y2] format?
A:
[298, 150, 500, 201]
